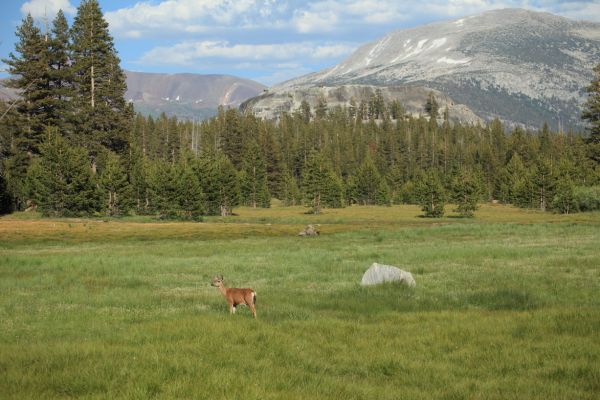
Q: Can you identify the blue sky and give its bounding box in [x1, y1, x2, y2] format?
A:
[1, 0, 599, 86]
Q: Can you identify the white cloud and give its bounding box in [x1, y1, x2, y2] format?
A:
[106, 0, 274, 38]
[140, 40, 356, 66]
[293, 10, 339, 33]
[20, 0, 76, 18]
[105, 0, 600, 39]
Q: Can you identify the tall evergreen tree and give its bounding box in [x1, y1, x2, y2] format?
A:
[2, 14, 50, 154]
[175, 157, 204, 220]
[26, 130, 100, 216]
[0, 157, 12, 214]
[355, 155, 381, 205]
[375, 180, 392, 206]
[301, 150, 328, 214]
[146, 159, 178, 217]
[321, 170, 345, 208]
[47, 10, 73, 132]
[452, 169, 479, 217]
[415, 170, 446, 217]
[424, 92, 439, 120]
[99, 152, 130, 216]
[240, 140, 270, 208]
[279, 170, 300, 206]
[215, 155, 240, 216]
[535, 159, 554, 211]
[582, 63, 600, 163]
[70, 0, 129, 157]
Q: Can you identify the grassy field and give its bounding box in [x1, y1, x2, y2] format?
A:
[0, 204, 599, 399]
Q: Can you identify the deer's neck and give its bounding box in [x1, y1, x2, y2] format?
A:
[218, 285, 228, 297]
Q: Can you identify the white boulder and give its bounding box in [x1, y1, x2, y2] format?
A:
[360, 263, 416, 287]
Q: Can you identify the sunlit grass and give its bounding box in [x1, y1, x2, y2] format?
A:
[0, 205, 599, 399]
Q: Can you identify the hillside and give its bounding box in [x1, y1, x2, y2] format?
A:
[249, 8, 600, 130]
[125, 71, 266, 120]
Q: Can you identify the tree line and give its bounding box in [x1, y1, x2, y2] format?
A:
[1, 1, 599, 218]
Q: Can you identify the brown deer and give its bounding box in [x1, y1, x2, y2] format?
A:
[211, 275, 257, 318]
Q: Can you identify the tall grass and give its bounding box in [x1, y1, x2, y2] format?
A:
[0, 206, 599, 399]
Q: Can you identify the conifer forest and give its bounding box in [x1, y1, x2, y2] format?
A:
[1, 0, 600, 220]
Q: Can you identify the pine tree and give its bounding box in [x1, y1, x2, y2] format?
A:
[452, 169, 479, 217]
[535, 159, 554, 211]
[582, 63, 600, 163]
[279, 170, 300, 206]
[258, 125, 284, 198]
[424, 92, 439, 120]
[194, 152, 221, 215]
[26, 130, 100, 216]
[389, 100, 404, 120]
[504, 153, 527, 204]
[70, 0, 129, 157]
[0, 100, 29, 210]
[146, 159, 178, 217]
[322, 170, 345, 208]
[344, 175, 358, 205]
[315, 95, 328, 119]
[0, 167, 12, 214]
[355, 155, 381, 205]
[2, 14, 51, 154]
[415, 170, 446, 217]
[375, 180, 392, 206]
[513, 169, 537, 208]
[126, 144, 148, 214]
[47, 10, 73, 132]
[215, 155, 240, 216]
[176, 157, 204, 220]
[385, 165, 404, 204]
[221, 108, 244, 168]
[301, 150, 327, 214]
[99, 152, 131, 216]
[240, 140, 270, 208]
[300, 100, 311, 123]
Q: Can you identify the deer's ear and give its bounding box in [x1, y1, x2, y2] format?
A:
[219, 275, 224, 280]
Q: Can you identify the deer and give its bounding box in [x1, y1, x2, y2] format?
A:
[211, 275, 257, 318]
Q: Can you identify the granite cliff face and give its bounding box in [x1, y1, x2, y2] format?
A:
[248, 9, 600, 130]
[241, 84, 483, 125]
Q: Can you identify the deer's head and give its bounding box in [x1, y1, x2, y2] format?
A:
[211, 275, 224, 287]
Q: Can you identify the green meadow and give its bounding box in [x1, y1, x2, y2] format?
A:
[1, 204, 599, 399]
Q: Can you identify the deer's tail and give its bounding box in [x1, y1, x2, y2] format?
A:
[253, 291, 257, 305]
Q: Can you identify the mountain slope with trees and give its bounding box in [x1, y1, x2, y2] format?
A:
[253, 9, 600, 131]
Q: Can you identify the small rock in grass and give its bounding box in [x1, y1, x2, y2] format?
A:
[299, 224, 319, 236]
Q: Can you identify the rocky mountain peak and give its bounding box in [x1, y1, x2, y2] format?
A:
[260, 8, 600, 130]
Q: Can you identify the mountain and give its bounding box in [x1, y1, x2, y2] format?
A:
[248, 8, 600, 130]
[125, 71, 266, 120]
[1, 73, 266, 121]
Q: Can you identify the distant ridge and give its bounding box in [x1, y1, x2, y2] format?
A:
[125, 71, 266, 120]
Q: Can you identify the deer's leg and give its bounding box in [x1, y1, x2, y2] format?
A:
[248, 302, 256, 318]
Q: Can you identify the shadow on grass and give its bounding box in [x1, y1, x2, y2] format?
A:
[289, 283, 542, 319]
